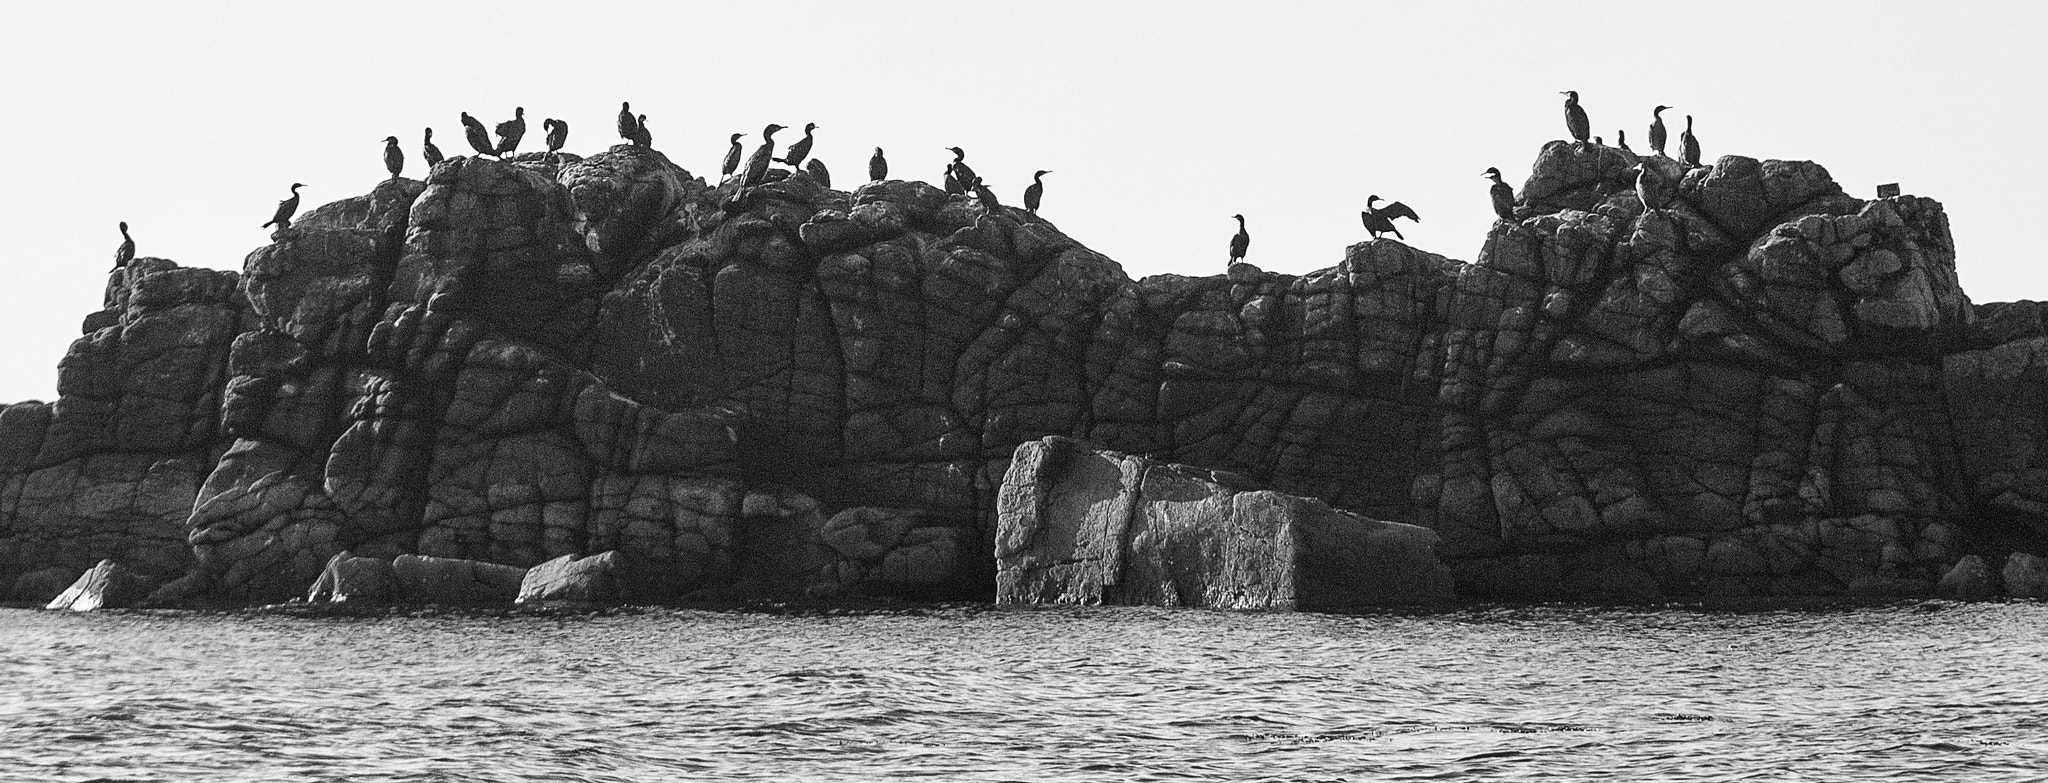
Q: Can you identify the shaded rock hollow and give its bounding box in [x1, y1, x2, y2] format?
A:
[0, 137, 2039, 604]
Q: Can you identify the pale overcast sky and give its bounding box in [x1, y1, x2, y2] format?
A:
[0, 1, 2039, 401]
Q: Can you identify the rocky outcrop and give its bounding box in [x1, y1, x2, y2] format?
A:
[996, 437, 1454, 609]
[46, 559, 156, 611]
[517, 551, 622, 603]
[4, 135, 2047, 605]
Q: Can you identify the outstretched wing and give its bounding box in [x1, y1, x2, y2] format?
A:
[1382, 201, 1420, 222]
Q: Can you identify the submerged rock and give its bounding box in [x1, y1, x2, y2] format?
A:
[995, 437, 1454, 609]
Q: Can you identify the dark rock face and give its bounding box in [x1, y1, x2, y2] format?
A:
[996, 436, 1454, 609]
[2, 139, 2045, 604]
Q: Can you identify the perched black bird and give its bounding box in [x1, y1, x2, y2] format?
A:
[1680, 115, 1701, 167]
[970, 176, 1001, 210]
[422, 127, 444, 167]
[1360, 195, 1420, 240]
[494, 107, 526, 156]
[1483, 168, 1515, 221]
[629, 114, 652, 147]
[1633, 163, 1674, 210]
[460, 112, 494, 157]
[806, 159, 831, 188]
[741, 124, 785, 187]
[722, 133, 744, 179]
[113, 222, 134, 270]
[778, 122, 817, 168]
[1617, 129, 1632, 153]
[1228, 214, 1250, 264]
[382, 136, 403, 179]
[544, 118, 568, 152]
[1649, 105, 1672, 156]
[617, 102, 636, 142]
[1561, 91, 1590, 143]
[869, 147, 887, 182]
[1023, 170, 1050, 214]
[1593, 136, 1604, 146]
[943, 147, 976, 195]
[263, 183, 304, 230]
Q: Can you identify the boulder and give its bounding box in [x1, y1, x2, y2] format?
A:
[2002, 552, 2048, 598]
[8, 566, 79, 604]
[389, 554, 526, 605]
[517, 551, 622, 603]
[996, 437, 1454, 609]
[45, 560, 155, 611]
[305, 551, 400, 603]
[1936, 555, 1997, 600]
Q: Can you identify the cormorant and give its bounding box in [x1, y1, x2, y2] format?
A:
[722, 133, 744, 179]
[422, 128, 444, 167]
[1633, 163, 1674, 210]
[869, 147, 887, 182]
[1593, 136, 1603, 146]
[969, 176, 1001, 209]
[1649, 105, 1672, 156]
[382, 136, 403, 180]
[113, 222, 134, 270]
[1617, 129, 1631, 153]
[1561, 91, 1590, 143]
[460, 112, 494, 157]
[494, 107, 526, 156]
[1023, 170, 1049, 214]
[263, 183, 304, 230]
[1680, 115, 1701, 168]
[778, 123, 817, 168]
[1360, 196, 1420, 240]
[807, 159, 831, 188]
[1228, 214, 1249, 264]
[943, 147, 976, 195]
[741, 124, 785, 187]
[544, 118, 568, 152]
[629, 114, 652, 147]
[1483, 168, 1515, 221]
[617, 102, 636, 142]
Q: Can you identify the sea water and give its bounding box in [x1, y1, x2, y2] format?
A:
[1, 602, 2043, 781]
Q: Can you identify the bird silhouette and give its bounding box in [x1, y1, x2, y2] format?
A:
[460, 112, 494, 157]
[382, 136, 403, 179]
[806, 159, 831, 188]
[1229, 214, 1250, 264]
[422, 128, 444, 167]
[113, 222, 134, 270]
[722, 133, 744, 179]
[943, 147, 976, 195]
[970, 176, 1001, 210]
[494, 107, 526, 156]
[1649, 105, 1672, 156]
[1617, 129, 1631, 153]
[1633, 163, 1675, 210]
[263, 183, 304, 230]
[778, 122, 818, 168]
[1360, 195, 1420, 240]
[544, 118, 568, 152]
[869, 147, 888, 182]
[741, 124, 784, 187]
[1680, 115, 1701, 167]
[629, 114, 652, 147]
[1023, 170, 1050, 213]
[616, 102, 636, 143]
[1483, 168, 1515, 221]
[1561, 91, 1590, 143]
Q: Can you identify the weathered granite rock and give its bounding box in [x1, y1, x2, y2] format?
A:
[305, 550, 400, 603]
[1937, 554, 1996, 600]
[3, 135, 2044, 604]
[45, 559, 156, 611]
[8, 566, 78, 604]
[517, 551, 621, 603]
[995, 437, 1454, 609]
[2003, 552, 2048, 598]
[390, 554, 526, 604]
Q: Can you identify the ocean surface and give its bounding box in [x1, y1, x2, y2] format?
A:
[1, 601, 2044, 782]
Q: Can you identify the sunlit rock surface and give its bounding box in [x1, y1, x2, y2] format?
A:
[1, 137, 2043, 604]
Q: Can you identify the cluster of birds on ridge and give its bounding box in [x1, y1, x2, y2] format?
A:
[112, 92, 1706, 274]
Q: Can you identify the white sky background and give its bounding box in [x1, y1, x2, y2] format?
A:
[0, 1, 2040, 402]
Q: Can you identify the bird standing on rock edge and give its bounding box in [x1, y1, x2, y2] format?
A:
[616, 102, 636, 143]
[970, 176, 1001, 210]
[869, 147, 888, 182]
[1649, 105, 1672, 156]
[1680, 115, 1701, 168]
[1228, 214, 1250, 265]
[460, 112, 494, 157]
[943, 147, 976, 195]
[1633, 163, 1674, 211]
[382, 136, 403, 179]
[1360, 196, 1420, 240]
[113, 222, 134, 270]
[1617, 129, 1631, 153]
[741, 124, 785, 187]
[544, 119, 568, 153]
[1483, 168, 1515, 221]
[422, 128, 444, 167]
[722, 133, 744, 179]
[1023, 170, 1049, 214]
[1561, 91, 1590, 144]
[494, 107, 526, 156]
[630, 115, 652, 147]
[806, 159, 831, 188]
[778, 123, 817, 168]
[263, 183, 304, 230]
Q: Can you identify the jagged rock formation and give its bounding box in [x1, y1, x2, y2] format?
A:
[996, 436, 1454, 608]
[2, 135, 2045, 605]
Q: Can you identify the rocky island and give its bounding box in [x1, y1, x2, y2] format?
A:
[5, 137, 2045, 610]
